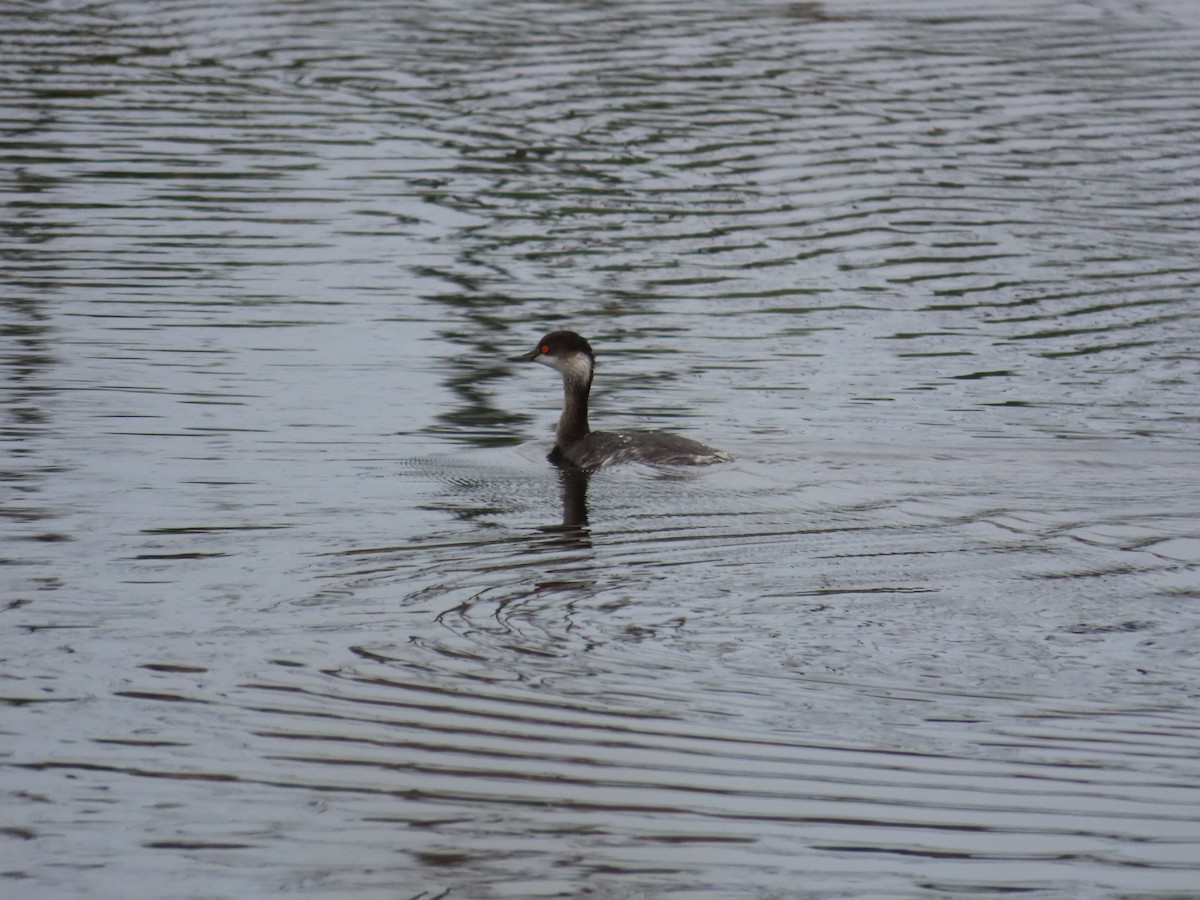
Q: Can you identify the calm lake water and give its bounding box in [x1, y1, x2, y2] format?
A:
[3, 0, 1200, 897]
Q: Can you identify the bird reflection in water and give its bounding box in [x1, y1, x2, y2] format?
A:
[535, 462, 591, 546]
[526, 463, 594, 592]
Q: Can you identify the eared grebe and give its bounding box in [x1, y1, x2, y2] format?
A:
[514, 330, 732, 469]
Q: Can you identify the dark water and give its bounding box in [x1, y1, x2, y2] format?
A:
[3, 0, 1200, 897]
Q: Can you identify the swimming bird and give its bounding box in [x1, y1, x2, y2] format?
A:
[514, 330, 732, 468]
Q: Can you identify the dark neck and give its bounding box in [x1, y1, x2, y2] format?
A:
[556, 371, 591, 447]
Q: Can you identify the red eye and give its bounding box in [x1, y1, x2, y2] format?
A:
[540, 345, 549, 354]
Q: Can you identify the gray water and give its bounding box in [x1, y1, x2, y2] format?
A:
[3, 0, 1200, 897]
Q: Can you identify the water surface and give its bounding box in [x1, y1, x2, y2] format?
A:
[2, 0, 1200, 897]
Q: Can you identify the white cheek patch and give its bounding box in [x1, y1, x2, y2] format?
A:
[541, 353, 593, 383]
